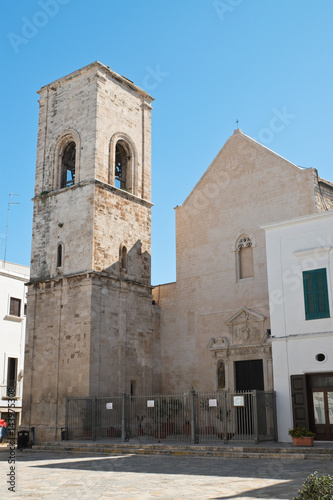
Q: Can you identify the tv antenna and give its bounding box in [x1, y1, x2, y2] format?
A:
[4, 193, 21, 264]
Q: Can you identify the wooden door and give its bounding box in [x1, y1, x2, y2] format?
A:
[291, 374, 309, 430]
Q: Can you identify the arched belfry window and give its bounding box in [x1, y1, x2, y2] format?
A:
[109, 135, 136, 194]
[237, 235, 254, 279]
[61, 141, 76, 188]
[115, 142, 128, 190]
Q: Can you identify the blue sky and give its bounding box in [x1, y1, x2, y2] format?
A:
[1, 0, 333, 285]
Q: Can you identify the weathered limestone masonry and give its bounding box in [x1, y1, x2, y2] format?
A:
[153, 130, 333, 394]
[22, 62, 160, 442]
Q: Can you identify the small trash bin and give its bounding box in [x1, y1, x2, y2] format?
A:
[17, 431, 29, 449]
[61, 428, 68, 441]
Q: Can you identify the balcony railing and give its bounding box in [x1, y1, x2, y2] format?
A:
[0, 381, 22, 400]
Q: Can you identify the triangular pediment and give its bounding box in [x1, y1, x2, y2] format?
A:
[182, 129, 303, 207]
[226, 307, 266, 326]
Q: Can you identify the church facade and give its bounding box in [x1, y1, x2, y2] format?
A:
[21, 62, 333, 442]
[153, 129, 333, 397]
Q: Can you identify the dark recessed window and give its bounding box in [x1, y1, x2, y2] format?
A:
[121, 246, 127, 271]
[57, 244, 63, 268]
[10, 297, 21, 317]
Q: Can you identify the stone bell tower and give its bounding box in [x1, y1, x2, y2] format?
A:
[22, 62, 160, 442]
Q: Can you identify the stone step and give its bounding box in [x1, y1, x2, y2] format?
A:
[25, 442, 333, 460]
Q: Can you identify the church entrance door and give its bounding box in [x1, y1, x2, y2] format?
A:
[235, 360, 265, 436]
[235, 359, 264, 391]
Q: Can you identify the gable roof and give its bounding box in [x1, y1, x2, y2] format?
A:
[181, 129, 305, 207]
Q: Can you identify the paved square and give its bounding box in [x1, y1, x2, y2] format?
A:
[1, 449, 332, 499]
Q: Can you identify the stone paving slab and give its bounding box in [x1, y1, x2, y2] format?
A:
[1, 448, 333, 499]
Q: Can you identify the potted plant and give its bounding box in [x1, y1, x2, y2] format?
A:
[136, 415, 145, 436]
[183, 420, 191, 435]
[288, 427, 316, 446]
[80, 408, 92, 439]
[153, 398, 182, 439]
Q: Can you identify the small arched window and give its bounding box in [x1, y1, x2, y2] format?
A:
[217, 361, 225, 389]
[121, 246, 127, 271]
[237, 235, 254, 279]
[61, 141, 76, 188]
[57, 243, 63, 268]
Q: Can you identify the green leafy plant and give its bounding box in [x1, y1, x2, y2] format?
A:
[288, 427, 316, 438]
[294, 471, 333, 499]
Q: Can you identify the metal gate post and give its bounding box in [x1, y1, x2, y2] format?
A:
[190, 388, 197, 444]
[65, 398, 69, 440]
[92, 398, 97, 441]
[253, 390, 259, 444]
[157, 394, 161, 441]
[121, 391, 127, 442]
[223, 391, 228, 444]
[272, 391, 278, 441]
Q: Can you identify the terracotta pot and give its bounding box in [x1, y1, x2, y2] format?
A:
[162, 422, 175, 434]
[183, 424, 190, 435]
[292, 436, 314, 447]
[107, 428, 117, 438]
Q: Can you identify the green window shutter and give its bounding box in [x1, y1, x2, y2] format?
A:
[316, 268, 330, 318]
[303, 268, 330, 320]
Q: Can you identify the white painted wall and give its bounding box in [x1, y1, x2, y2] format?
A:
[0, 260, 29, 421]
[263, 211, 333, 442]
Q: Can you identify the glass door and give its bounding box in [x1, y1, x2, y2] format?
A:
[309, 374, 333, 441]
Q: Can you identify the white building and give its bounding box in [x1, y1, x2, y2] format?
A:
[262, 210, 333, 442]
[0, 260, 29, 431]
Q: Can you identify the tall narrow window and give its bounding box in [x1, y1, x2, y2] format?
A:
[115, 142, 127, 190]
[61, 141, 76, 188]
[237, 236, 254, 279]
[10, 297, 21, 317]
[130, 380, 137, 398]
[303, 268, 330, 320]
[121, 246, 127, 271]
[57, 244, 63, 268]
[7, 357, 18, 397]
[217, 361, 225, 389]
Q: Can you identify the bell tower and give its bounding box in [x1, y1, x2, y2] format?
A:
[22, 62, 160, 442]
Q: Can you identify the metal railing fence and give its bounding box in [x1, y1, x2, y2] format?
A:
[65, 389, 276, 444]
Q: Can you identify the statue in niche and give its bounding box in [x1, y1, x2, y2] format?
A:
[217, 361, 225, 389]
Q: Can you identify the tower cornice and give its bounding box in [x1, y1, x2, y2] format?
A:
[38, 61, 154, 103]
[33, 178, 154, 208]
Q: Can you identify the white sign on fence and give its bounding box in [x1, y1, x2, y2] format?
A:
[233, 395, 245, 407]
[147, 400, 155, 408]
[106, 402, 113, 410]
[209, 399, 217, 407]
